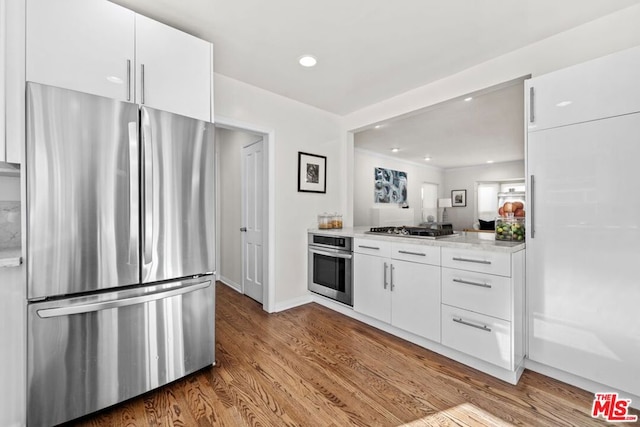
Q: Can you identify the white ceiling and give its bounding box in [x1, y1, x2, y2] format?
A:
[354, 79, 525, 169]
[110, 0, 640, 115]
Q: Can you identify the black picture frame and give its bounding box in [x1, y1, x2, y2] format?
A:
[297, 151, 327, 193]
[451, 189, 467, 207]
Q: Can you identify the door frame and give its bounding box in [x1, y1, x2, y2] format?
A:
[214, 116, 275, 313]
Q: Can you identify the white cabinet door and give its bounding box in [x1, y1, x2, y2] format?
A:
[136, 14, 211, 122]
[527, 113, 640, 397]
[391, 260, 440, 342]
[526, 45, 640, 132]
[26, 0, 135, 101]
[353, 253, 391, 323]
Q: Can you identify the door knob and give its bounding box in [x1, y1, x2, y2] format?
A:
[240, 227, 247, 232]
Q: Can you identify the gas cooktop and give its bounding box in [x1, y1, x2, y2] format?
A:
[365, 226, 457, 239]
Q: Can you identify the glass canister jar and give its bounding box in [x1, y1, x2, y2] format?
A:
[318, 213, 333, 229]
[331, 213, 343, 229]
[495, 216, 525, 241]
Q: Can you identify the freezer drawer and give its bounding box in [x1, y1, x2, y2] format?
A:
[27, 277, 215, 427]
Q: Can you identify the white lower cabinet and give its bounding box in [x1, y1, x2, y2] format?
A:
[351, 238, 525, 383]
[441, 247, 525, 373]
[441, 304, 512, 370]
[353, 240, 440, 342]
[391, 259, 440, 342]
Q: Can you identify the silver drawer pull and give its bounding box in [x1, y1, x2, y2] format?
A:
[453, 317, 492, 332]
[452, 257, 491, 265]
[359, 245, 380, 250]
[398, 250, 426, 257]
[452, 278, 492, 289]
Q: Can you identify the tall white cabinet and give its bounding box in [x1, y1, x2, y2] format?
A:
[25, 0, 213, 122]
[526, 45, 640, 398]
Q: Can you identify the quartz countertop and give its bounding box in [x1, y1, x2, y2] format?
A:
[309, 226, 525, 253]
[0, 247, 22, 268]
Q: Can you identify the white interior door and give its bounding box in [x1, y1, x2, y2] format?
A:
[241, 139, 264, 303]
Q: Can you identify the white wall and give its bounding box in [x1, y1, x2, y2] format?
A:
[443, 161, 524, 230]
[354, 149, 443, 226]
[216, 128, 261, 290]
[214, 74, 343, 309]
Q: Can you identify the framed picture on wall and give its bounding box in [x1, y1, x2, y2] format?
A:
[451, 189, 467, 207]
[298, 152, 326, 193]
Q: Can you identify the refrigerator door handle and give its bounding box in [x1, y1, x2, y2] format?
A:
[142, 110, 153, 265]
[530, 174, 535, 238]
[36, 280, 211, 318]
[128, 121, 139, 264]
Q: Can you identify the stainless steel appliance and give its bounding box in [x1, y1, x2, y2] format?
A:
[366, 226, 456, 239]
[308, 233, 353, 306]
[25, 83, 215, 426]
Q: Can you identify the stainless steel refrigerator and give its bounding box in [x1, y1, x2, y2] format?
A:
[25, 82, 216, 426]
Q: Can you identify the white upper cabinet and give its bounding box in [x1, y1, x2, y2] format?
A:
[135, 15, 212, 122]
[526, 45, 640, 132]
[26, 0, 135, 102]
[25, 0, 213, 122]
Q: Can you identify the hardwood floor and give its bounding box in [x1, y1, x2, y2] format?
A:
[68, 282, 638, 427]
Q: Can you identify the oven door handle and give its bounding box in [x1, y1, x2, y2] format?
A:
[309, 248, 353, 260]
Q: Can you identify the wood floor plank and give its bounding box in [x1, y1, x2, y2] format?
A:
[66, 282, 639, 427]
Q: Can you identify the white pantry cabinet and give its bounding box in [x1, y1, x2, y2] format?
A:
[26, 0, 135, 102]
[526, 45, 640, 132]
[135, 15, 212, 122]
[1, 0, 25, 163]
[353, 239, 440, 342]
[25, 0, 212, 122]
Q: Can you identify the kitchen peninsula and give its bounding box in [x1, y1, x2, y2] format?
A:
[309, 227, 525, 384]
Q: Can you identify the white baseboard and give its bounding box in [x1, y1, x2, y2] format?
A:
[218, 275, 241, 293]
[273, 294, 313, 313]
[525, 359, 640, 410]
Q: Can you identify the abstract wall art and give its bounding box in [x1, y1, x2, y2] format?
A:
[374, 167, 407, 204]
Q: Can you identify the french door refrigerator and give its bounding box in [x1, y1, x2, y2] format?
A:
[25, 82, 216, 426]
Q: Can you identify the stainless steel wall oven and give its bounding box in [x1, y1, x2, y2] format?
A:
[308, 233, 353, 306]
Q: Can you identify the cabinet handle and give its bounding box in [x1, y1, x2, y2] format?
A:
[453, 317, 491, 333]
[383, 262, 388, 289]
[126, 59, 131, 101]
[452, 278, 491, 289]
[452, 257, 491, 265]
[398, 250, 426, 257]
[141, 64, 145, 104]
[359, 245, 380, 250]
[530, 175, 535, 239]
[390, 264, 395, 291]
[529, 86, 535, 123]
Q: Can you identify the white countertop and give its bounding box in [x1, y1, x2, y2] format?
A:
[0, 248, 22, 268]
[309, 226, 525, 253]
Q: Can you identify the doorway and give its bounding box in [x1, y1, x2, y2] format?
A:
[215, 121, 272, 311]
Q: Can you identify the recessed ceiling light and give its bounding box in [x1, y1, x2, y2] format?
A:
[391, 148, 399, 153]
[374, 125, 381, 129]
[298, 55, 317, 67]
[486, 160, 494, 164]
[424, 156, 431, 161]
[556, 101, 573, 107]
[464, 97, 473, 102]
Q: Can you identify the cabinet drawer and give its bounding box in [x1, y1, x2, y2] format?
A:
[441, 247, 510, 277]
[354, 238, 391, 257]
[391, 242, 440, 266]
[441, 268, 511, 320]
[441, 304, 512, 370]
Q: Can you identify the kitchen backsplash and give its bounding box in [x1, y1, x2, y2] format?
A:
[0, 201, 21, 249]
